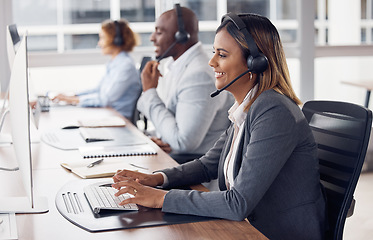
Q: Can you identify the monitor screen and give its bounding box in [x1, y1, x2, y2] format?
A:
[0, 34, 48, 213]
[1, 25, 21, 115]
[9, 33, 33, 206]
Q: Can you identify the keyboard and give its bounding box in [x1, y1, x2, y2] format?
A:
[84, 182, 138, 214]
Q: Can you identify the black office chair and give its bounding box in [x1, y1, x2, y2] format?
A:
[133, 56, 152, 130]
[302, 100, 372, 240]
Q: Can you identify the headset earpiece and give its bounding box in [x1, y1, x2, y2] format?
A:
[113, 20, 124, 46]
[222, 13, 268, 74]
[175, 30, 190, 44]
[247, 53, 268, 74]
[174, 4, 190, 44]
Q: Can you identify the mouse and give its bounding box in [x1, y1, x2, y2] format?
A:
[61, 125, 80, 129]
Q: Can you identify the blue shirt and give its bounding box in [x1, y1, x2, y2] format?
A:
[77, 51, 141, 120]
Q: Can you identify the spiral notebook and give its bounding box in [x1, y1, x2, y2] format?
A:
[79, 144, 157, 159]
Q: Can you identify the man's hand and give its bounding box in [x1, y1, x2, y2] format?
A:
[150, 137, 172, 153]
[141, 61, 161, 92]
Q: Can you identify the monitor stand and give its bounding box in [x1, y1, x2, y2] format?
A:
[0, 197, 48, 213]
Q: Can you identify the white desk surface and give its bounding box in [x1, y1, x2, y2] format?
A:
[0, 106, 266, 240]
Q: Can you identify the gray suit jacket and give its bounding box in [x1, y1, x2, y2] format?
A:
[161, 90, 327, 239]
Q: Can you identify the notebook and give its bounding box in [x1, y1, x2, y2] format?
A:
[79, 144, 157, 159]
[60, 159, 150, 179]
[78, 116, 126, 128]
[60, 116, 126, 130]
[79, 127, 114, 142]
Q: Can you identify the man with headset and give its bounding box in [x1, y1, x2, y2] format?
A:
[137, 4, 233, 164]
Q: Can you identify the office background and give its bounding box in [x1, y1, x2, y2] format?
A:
[1, 0, 373, 106]
[1, 0, 373, 239]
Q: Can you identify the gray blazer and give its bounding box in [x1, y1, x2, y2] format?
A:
[161, 90, 327, 240]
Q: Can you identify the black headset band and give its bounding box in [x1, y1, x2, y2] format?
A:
[113, 20, 123, 46]
[114, 20, 120, 34]
[221, 13, 260, 57]
[175, 4, 186, 35]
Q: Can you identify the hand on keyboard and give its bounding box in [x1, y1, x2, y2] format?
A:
[112, 176, 168, 209]
[113, 169, 164, 187]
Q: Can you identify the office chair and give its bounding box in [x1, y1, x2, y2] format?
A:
[302, 100, 372, 240]
[133, 56, 152, 130]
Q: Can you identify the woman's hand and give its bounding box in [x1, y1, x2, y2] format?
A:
[112, 176, 167, 209]
[52, 94, 79, 105]
[113, 169, 164, 187]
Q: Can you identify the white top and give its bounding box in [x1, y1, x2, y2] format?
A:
[224, 85, 257, 189]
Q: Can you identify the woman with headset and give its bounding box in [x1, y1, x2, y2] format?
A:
[112, 13, 327, 239]
[53, 19, 142, 122]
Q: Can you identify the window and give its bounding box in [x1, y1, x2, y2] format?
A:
[13, 0, 304, 53]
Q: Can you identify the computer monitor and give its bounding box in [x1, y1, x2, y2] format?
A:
[0, 34, 48, 213]
[1, 24, 40, 142]
[0, 25, 21, 135]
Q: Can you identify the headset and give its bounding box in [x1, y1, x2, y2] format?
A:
[113, 20, 124, 46]
[210, 13, 269, 97]
[157, 3, 190, 62]
[174, 3, 190, 44]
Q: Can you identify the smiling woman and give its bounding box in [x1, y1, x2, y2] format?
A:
[113, 12, 327, 240]
[209, 28, 253, 102]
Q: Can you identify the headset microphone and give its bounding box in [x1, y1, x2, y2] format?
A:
[156, 41, 177, 63]
[210, 69, 250, 98]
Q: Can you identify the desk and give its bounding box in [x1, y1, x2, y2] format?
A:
[0, 106, 267, 240]
[341, 80, 373, 108]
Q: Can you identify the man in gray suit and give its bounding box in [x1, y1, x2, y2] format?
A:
[137, 5, 233, 164]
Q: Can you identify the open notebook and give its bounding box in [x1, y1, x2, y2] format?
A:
[60, 158, 150, 179]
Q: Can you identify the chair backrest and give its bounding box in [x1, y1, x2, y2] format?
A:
[302, 100, 372, 240]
